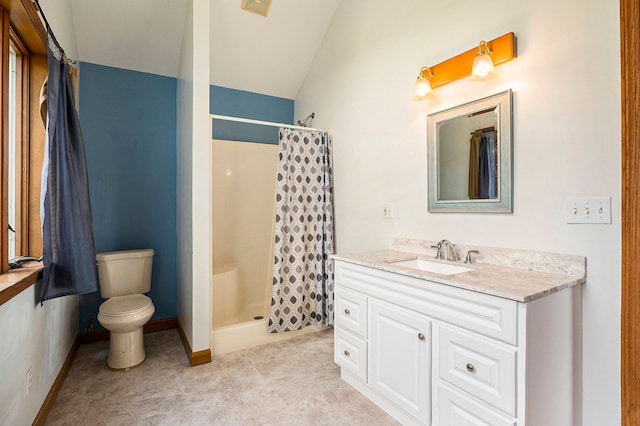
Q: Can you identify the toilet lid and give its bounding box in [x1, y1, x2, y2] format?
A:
[99, 294, 153, 317]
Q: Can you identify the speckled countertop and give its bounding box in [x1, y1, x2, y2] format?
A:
[331, 238, 586, 303]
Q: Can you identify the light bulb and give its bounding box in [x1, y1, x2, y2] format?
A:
[471, 42, 496, 80]
[414, 75, 432, 98]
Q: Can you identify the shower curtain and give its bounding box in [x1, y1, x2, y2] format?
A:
[268, 128, 334, 333]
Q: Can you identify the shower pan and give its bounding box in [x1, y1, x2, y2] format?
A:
[210, 139, 319, 355]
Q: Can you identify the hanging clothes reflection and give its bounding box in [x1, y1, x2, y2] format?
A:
[468, 127, 497, 199]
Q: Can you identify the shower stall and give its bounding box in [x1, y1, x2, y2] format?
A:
[210, 137, 320, 355]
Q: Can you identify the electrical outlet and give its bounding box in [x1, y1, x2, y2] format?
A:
[25, 366, 32, 396]
[382, 204, 394, 218]
[566, 197, 612, 224]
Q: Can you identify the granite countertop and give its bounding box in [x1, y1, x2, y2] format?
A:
[331, 239, 586, 303]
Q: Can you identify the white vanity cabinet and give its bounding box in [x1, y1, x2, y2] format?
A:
[333, 259, 582, 426]
[369, 299, 431, 424]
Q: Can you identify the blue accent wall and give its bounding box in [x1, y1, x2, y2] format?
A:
[75, 63, 291, 331]
[78, 63, 177, 331]
[210, 85, 294, 145]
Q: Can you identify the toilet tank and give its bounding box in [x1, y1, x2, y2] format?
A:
[96, 249, 154, 298]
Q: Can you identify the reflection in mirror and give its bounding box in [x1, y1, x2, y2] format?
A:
[438, 108, 497, 200]
[427, 90, 512, 213]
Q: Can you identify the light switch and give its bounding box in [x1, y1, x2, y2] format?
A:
[382, 204, 394, 218]
[566, 197, 611, 224]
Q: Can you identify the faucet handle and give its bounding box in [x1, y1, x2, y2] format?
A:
[431, 242, 443, 259]
[464, 250, 479, 264]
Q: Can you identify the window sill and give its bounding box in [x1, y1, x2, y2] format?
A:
[0, 262, 43, 307]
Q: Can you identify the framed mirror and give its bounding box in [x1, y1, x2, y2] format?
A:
[427, 89, 512, 213]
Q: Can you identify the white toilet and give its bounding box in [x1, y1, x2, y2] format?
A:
[96, 249, 155, 369]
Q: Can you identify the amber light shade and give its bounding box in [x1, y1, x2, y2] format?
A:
[471, 41, 496, 80]
[413, 67, 434, 99]
[414, 32, 515, 97]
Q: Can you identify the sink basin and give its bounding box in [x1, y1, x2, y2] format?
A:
[389, 259, 474, 275]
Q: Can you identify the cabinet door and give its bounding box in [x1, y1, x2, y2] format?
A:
[370, 299, 431, 424]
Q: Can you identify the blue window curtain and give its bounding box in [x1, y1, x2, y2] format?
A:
[39, 28, 98, 301]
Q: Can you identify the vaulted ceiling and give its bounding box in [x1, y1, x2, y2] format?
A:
[43, 0, 341, 100]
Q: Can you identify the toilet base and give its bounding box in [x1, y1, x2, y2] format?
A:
[107, 328, 146, 369]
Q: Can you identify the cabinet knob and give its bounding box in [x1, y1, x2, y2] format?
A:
[466, 363, 475, 373]
[344, 308, 350, 315]
[344, 350, 350, 357]
[418, 333, 425, 341]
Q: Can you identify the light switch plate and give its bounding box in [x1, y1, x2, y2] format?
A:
[567, 197, 612, 224]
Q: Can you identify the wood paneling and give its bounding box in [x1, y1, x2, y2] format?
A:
[177, 318, 212, 367]
[0, 8, 9, 274]
[0, 262, 41, 306]
[420, 32, 516, 90]
[28, 53, 45, 256]
[621, 0, 640, 424]
[190, 348, 212, 367]
[0, 0, 45, 54]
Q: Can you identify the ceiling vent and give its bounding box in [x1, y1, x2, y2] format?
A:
[241, 0, 272, 17]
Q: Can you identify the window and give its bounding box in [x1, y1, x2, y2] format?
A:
[8, 44, 16, 258]
[8, 37, 27, 261]
[0, 2, 48, 276]
[0, 0, 48, 304]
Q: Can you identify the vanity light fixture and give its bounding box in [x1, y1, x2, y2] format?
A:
[471, 41, 496, 80]
[414, 32, 515, 98]
[414, 66, 434, 99]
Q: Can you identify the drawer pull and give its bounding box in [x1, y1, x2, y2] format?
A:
[466, 363, 475, 373]
[344, 350, 350, 357]
[418, 333, 425, 341]
[344, 308, 351, 315]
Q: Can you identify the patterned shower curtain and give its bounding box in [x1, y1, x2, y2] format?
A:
[268, 128, 334, 333]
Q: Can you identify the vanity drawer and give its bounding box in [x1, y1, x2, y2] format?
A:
[335, 286, 367, 337]
[334, 327, 367, 382]
[438, 381, 516, 426]
[335, 261, 518, 344]
[439, 324, 516, 416]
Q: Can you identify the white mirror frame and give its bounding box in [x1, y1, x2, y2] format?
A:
[427, 89, 513, 213]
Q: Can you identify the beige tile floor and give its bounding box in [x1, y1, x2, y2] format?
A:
[45, 327, 398, 425]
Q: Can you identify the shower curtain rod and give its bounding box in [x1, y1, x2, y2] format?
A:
[210, 114, 328, 133]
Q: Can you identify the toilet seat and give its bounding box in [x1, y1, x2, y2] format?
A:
[99, 294, 153, 317]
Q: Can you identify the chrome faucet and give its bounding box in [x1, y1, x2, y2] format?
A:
[464, 250, 479, 264]
[431, 241, 444, 259]
[431, 240, 459, 261]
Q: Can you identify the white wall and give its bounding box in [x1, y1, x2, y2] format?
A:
[176, 0, 211, 353]
[40, 0, 79, 60]
[0, 286, 78, 425]
[295, 1, 621, 423]
[176, 0, 194, 347]
[0, 3, 80, 424]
